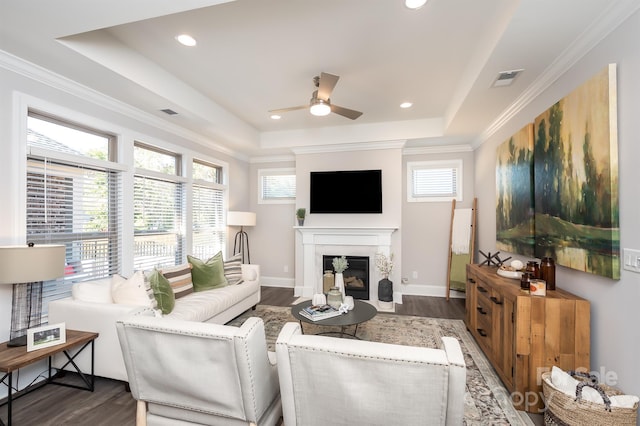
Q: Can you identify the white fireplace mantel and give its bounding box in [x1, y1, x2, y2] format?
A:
[294, 226, 398, 301]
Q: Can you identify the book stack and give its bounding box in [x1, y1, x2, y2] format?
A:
[299, 304, 342, 321]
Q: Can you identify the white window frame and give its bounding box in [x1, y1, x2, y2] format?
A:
[133, 142, 186, 270]
[258, 168, 296, 204]
[407, 159, 463, 203]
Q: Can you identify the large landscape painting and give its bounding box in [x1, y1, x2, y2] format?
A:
[496, 124, 535, 257]
[533, 64, 619, 279]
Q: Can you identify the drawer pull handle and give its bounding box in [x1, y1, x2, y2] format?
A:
[468, 278, 476, 284]
[477, 329, 488, 337]
[477, 287, 488, 293]
[490, 296, 503, 305]
[476, 306, 487, 315]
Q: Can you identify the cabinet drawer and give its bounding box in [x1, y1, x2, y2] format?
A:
[475, 314, 492, 345]
[476, 295, 493, 322]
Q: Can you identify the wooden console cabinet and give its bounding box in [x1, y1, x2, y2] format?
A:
[465, 264, 590, 412]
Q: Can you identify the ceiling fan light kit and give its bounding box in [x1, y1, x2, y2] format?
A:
[310, 99, 331, 116]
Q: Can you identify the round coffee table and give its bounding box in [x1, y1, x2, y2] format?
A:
[291, 299, 377, 339]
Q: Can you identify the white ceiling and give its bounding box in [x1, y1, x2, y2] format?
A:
[0, 0, 636, 158]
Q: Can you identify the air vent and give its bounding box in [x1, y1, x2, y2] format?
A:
[492, 69, 523, 87]
[160, 108, 178, 115]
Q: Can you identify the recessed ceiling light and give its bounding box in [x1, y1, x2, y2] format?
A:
[405, 0, 427, 9]
[400, 102, 413, 109]
[270, 114, 281, 120]
[175, 34, 197, 47]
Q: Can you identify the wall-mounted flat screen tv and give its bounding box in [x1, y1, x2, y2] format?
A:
[310, 169, 382, 214]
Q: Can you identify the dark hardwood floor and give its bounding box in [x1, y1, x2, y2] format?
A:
[0, 288, 467, 425]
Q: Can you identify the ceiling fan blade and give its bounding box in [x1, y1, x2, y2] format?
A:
[317, 72, 339, 101]
[268, 105, 308, 114]
[331, 104, 363, 120]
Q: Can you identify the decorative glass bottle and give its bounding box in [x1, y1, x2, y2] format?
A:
[540, 257, 556, 290]
[525, 261, 540, 279]
[323, 270, 334, 294]
[327, 287, 343, 309]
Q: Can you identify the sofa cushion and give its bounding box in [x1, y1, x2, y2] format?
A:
[188, 252, 228, 291]
[112, 271, 156, 308]
[160, 263, 193, 299]
[147, 269, 175, 314]
[167, 279, 259, 322]
[223, 253, 244, 285]
[72, 278, 113, 303]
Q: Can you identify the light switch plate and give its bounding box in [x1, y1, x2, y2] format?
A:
[623, 248, 640, 273]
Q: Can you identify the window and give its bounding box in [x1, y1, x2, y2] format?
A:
[407, 159, 463, 202]
[133, 143, 184, 270]
[258, 168, 296, 204]
[26, 112, 122, 319]
[192, 159, 225, 259]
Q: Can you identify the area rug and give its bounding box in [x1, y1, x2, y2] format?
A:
[229, 305, 534, 426]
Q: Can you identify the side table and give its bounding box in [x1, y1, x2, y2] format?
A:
[0, 329, 98, 426]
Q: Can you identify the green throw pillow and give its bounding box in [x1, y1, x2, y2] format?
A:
[188, 252, 228, 291]
[147, 269, 175, 314]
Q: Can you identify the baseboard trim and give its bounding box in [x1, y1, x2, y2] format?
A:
[400, 284, 466, 299]
[260, 276, 295, 288]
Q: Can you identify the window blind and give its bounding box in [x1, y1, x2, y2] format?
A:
[192, 184, 225, 260]
[133, 175, 184, 270]
[26, 158, 122, 318]
[412, 167, 458, 198]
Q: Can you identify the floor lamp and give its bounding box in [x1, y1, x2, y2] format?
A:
[227, 211, 256, 264]
[0, 243, 65, 347]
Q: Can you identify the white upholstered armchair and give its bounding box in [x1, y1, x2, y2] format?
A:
[276, 322, 466, 426]
[116, 316, 282, 426]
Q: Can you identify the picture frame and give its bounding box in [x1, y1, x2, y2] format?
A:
[27, 322, 66, 352]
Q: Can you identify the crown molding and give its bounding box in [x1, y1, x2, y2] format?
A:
[0, 49, 247, 161]
[291, 140, 406, 155]
[474, 0, 640, 149]
[402, 144, 473, 156]
[249, 154, 296, 164]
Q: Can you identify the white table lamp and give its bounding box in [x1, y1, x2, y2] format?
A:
[0, 243, 66, 346]
[227, 211, 256, 264]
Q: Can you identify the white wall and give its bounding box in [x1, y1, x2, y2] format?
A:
[474, 9, 640, 403]
[249, 145, 476, 298]
[248, 160, 297, 285]
[401, 148, 475, 297]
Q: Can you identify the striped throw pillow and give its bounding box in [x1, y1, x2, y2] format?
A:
[224, 253, 244, 285]
[161, 263, 194, 299]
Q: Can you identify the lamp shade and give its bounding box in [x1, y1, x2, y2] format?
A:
[227, 211, 256, 227]
[0, 244, 66, 284]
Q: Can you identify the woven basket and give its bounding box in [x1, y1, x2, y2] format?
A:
[542, 371, 638, 426]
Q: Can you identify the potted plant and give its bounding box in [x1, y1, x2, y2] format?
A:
[296, 208, 306, 226]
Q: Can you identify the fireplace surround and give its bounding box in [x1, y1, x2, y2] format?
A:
[294, 226, 397, 307]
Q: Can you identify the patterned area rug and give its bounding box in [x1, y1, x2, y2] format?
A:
[229, 305, 534, 426]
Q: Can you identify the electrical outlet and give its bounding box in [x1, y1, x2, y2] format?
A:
[283, 265, 289, 273]
[623, 248, 640, 273]
[412, 271, 418, 279]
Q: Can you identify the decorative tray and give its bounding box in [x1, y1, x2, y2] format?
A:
[497, 268, 523, 279]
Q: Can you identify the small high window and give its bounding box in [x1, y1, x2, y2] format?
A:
[407, 159, 462, 202]
[258, 168, 296, 204]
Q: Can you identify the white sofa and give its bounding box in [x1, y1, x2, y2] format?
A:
[49, 264, 260, 382]
[276, 322, 466, 426]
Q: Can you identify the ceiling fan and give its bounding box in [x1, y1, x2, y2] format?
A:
[269, 72, 363, 120]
